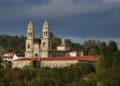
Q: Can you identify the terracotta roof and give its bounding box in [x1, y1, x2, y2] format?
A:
[77, 56, 99, 62]
[40, 57, 77, 61]
[14, 56, 99, 62]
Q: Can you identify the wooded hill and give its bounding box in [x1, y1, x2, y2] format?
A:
[0, 34, 120, 86]
[0, 34, 118, 57]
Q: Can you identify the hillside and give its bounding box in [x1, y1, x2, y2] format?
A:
[0, 34, 119, 57]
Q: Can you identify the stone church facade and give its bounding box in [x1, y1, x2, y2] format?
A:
[25, 20, 51, 58]
[25, 20, 72, 59]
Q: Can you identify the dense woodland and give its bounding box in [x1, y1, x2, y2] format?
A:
[0, 34, 120, 86]
[0, 34, 118, 56]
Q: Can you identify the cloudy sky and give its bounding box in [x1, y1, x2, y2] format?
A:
[0, 0, 120, 46]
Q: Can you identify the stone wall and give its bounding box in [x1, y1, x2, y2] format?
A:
[41, 60, 78, 68]
[12, 61, 31, 68]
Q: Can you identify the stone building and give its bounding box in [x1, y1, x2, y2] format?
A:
[3, 20, 99, 68]
[25, 20, 75, 58]
[25, 20, 50, 58]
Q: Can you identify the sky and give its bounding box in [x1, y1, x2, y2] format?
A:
[0, 0, 120, 47]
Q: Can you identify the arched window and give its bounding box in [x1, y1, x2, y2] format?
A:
[43, 42, 45, 47]
[46, 32, 48, 35]
[28, 44, 30, 48]
[44, 32, 48, 36]
[28, 32, 32, 36]
[30, 33, 32, 36]
[35, 53, 38, 57]
[44, 32, 46, 36]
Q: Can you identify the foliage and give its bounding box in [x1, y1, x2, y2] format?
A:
[0, 62, 94, 86]
[78, 67, 120, 86]
[82, 40, 99, 55]
[112, 51, 120, 67]
[107, 41, 118, 54]
[88, 48, 97, 55]
[0, 35, 120, 85]
[0, 35, 119, 57]
[96, 53, 108, 73]
[0, 56, 4, 68]
[51, 36, 61, 49]
[98, 42, 107, 55]
[97, 67, 120, 86]
[105, 41, 118, 68]
[0, 35, 25, 56]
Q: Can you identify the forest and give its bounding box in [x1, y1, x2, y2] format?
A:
[0, 34, 120, 86]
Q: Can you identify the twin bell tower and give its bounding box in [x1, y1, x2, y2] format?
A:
[25, 20, 50, 58]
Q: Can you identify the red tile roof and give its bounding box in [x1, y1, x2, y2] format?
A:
[77, 56, 99, 62]
[14, 56, 99, 62]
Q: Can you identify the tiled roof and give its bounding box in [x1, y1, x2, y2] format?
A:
[14, 56, 99, 62]
[77, 56, 99, 62]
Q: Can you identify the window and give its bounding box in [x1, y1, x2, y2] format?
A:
[43, 42, 45, 47]
[30, 33, 32, 36]
[28, 32, 32, 36]
[44, 32, 46, 36]
[35, 53, 38, 57]
[28, 44, 30, 48]
[46, 32, 48, 35]
[44, 32, 48, 36]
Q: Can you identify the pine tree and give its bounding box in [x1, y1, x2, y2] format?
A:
[112, 51, 120, 67]
[107, 41, 118, 68]
[96, 53, 107, 73]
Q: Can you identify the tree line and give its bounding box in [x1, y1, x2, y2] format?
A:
[0, 34, 118, 56]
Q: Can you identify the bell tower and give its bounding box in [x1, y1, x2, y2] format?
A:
[40, 20, 50, 58]
[25, 21, 34, 58]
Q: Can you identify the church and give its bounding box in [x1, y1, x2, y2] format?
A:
[3, 20, 99, 68]
[25, 20, 77, 58]
[25, 20, 51, 58]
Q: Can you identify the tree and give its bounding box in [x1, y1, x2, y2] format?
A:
[107, 41, 118, 54]
[71, 43, 82, 51]
[97, 67, 120, 86]
[112, 51, 120, 67]
[96, 53, 108, 73]
[0, 56, 3, 68]
[88, 48, 97, 55]
[83, 40, 99, 55]
[98, 42, 107, 55]
[107, 41, 118, 68]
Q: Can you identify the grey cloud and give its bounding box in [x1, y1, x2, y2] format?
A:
[104, 0, 120, 3]
[0, 0, 120, 21]
[27, 0, 105, 17]
[0, 0, 120, 39]
[19, 0, 120, 18]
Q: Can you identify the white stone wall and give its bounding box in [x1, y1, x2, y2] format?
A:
[25, 51, 33, 58]
[69, 51, 77, 57]
[41, 60, 78, 68]
[40, 51, 49, 58]
[12, 61, 31, 68]
[57, 46, 66, 51]
[34, 43, 40, 57]
[57, 46, 70, 51]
